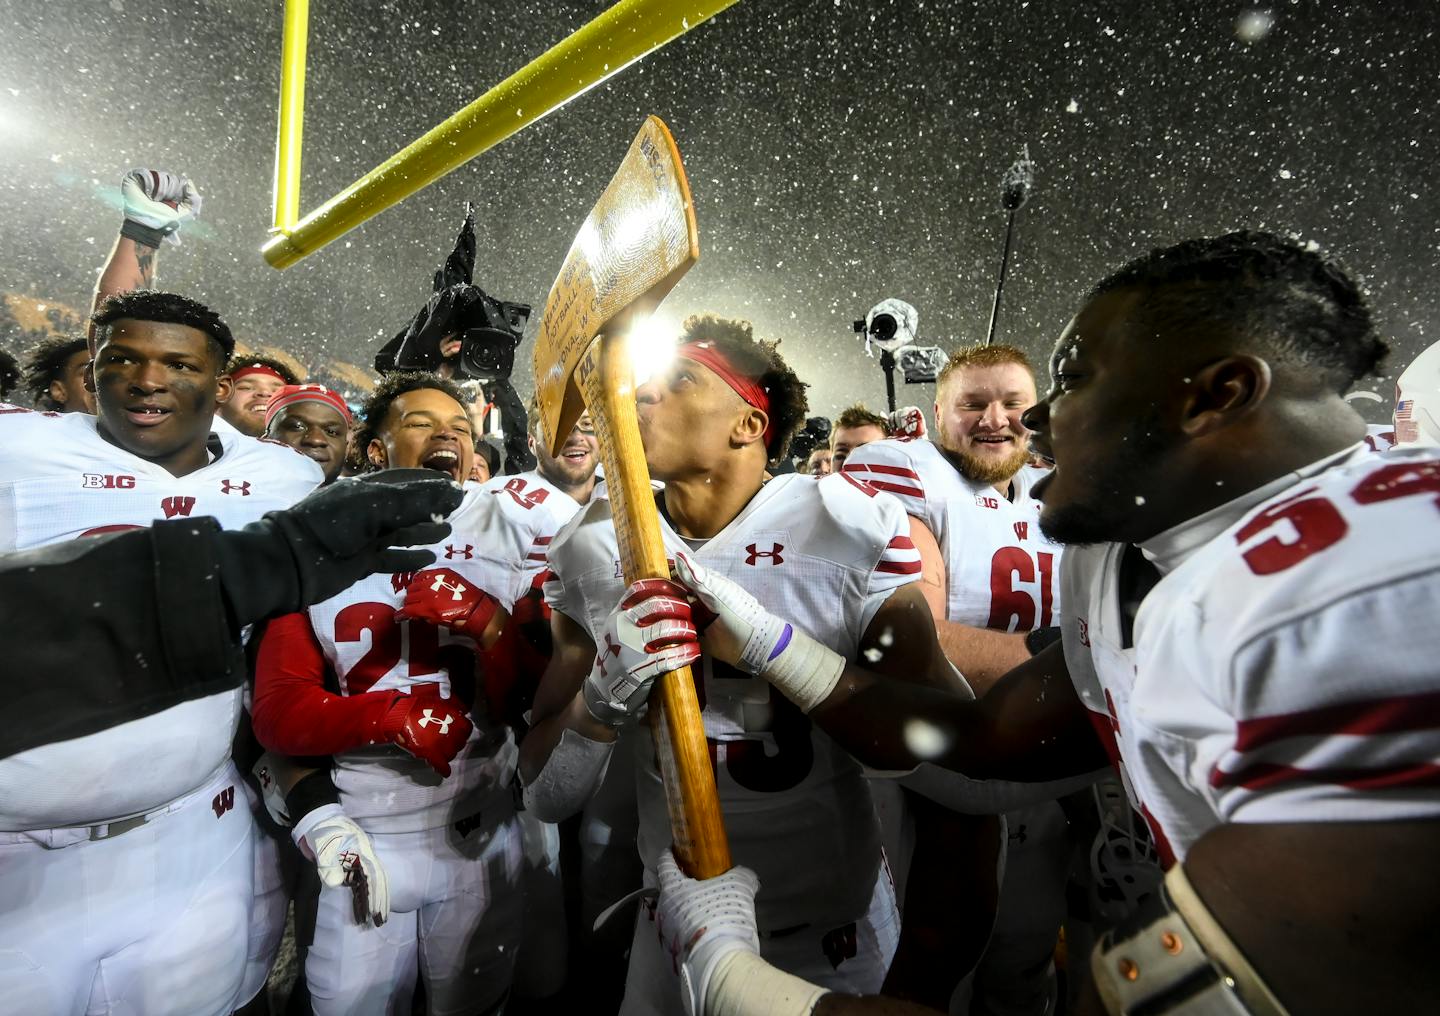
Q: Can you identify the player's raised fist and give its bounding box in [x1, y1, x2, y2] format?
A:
[888, 404, 927, 441]
[120, 168, 202, 247]
[397, 567, 501, 637]
[582, 578, 700, 726]
[380, 686, 473, 777]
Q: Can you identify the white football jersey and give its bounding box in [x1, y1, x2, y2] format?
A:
[1364, 422, 1396, 453]
[0, 405, 322, 829]
[843, 438, 1062, 631]
[480, 469, 587, 579]
[1061, 444, 1440, 865]
[544, 472, 922, 933]
[305, 485, 534, 833]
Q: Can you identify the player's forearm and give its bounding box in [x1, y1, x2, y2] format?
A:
[251, 681, 400, 757]
[817, 643, 1099, 781]
[90, 236, 157, 320]
[931, 618, 1030, 695]
[1183, 820, 1440, 1013]
[518, 695, 618, 820]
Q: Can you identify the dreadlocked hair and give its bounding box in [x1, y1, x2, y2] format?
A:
[1090, 230, 1387, 393]
[679, 314, 809, 461]
[353, 371, 469, 472]
[21, 334, 89, 409]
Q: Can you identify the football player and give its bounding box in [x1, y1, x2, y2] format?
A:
[218, 356, 300, 437]
[656, 231, 1440, 1015]
[519, 314, 964, 1013]
[843, 345, 1074, 1012]
[0, 290, 322, 1015]
[264, 383, 354, 485]
[251, 372, 535, 1016]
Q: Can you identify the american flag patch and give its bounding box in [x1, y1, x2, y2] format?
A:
[1396, 399, 1414, 421]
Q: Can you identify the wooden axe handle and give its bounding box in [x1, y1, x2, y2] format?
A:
[578, 332, 732, 878]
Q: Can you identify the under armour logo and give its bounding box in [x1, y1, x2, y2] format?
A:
[221, 480, 251, 496]
[429, 574, 468, 600]
[417, 708, 453, 735]
[745, 543, 784, 566]
[596, 632, 622, 669]
[444, 544, 474, 560]
[212, 785, 235, 818]
[1013, 521, 1029, 541]
[162, 495, 197, 519]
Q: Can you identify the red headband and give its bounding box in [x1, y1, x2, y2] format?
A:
[264, 384, 353, 431]
[231, 363, 288, 384]
[677, 341, 773, 446]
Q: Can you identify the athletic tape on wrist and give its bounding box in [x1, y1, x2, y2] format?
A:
[706, 950, 828, 1016]
[521, 728, 614, 822]
[119, 218, 168, 249]
[762, 626, 845, 713]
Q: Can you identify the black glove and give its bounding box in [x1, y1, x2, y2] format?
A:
[216, 472, 464, 625]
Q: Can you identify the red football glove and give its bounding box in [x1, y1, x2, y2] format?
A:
[397, 568, 501, 636]
[888, 405, 927, 441]
[379, 686, 473, 777]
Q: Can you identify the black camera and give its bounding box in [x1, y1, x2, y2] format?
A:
[853, 315, 900, 346]
[454, 294, 531, 383]
[789, 415, 832, 462]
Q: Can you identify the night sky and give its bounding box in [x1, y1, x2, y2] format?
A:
[2, 0, 1436, 422]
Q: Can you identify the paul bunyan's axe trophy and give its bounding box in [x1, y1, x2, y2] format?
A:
[532, 116, 732, 878]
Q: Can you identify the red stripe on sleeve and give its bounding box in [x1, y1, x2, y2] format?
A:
[1211, 760, 1440, 793]
[843, 462, 922, 481]
[886, 535, 916, 550]
[876, 559, 923, 575]
[251, 612, 400, 756]
[1233, 690, 1440, 753]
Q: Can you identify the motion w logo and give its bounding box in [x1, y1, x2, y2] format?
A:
[161, 496, 197, 518]
[211, 786, 235, 818]
[745, 543, 784, 566]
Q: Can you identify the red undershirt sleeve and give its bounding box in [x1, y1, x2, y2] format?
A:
[251, 611, 399, 755]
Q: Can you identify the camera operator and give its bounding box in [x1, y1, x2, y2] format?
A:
[375, 206, 535, 476]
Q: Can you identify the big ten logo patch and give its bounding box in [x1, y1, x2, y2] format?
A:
[82, 473, 136, 489]
[212, 785, 236, 818]
[976, 495, 1001, 510]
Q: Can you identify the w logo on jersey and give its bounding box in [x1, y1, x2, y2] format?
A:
[1013, 521, 1029, 541]
[745, 543, 785, 566]
[161, 496, 197, 518]
[221, 480, 251, 496]
[391, 572, 418, 594]
[211, 785, 235, 818]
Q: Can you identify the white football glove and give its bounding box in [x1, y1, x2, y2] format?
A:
[673, 552, 844, 714]
[250, 752, 291, 827]
[655, 848, 762, 1016]
[120, 168, 202, 246]
[293, 803, 389, 926]
[888, 404, 927, 440]
[582, 578, 701, 725]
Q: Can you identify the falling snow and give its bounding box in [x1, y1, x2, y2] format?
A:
[0, 0, 1432, 422]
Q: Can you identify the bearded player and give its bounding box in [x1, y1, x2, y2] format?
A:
[0, 291, 322, 1016]
[843, 345, 1076, 1013]
[654, 231, 1440, 1015]
[519, 314, 964, 1013]
[251, 372, 537, 1016]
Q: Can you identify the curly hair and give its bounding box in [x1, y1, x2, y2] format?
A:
[1089, 230, 1387, 393]
[21, 334, 89, 409]
[678, 314, 809, 461]
[91, 291, 235, 367]
[225, 354, 301, 385]
[353, 370, 469, 472]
